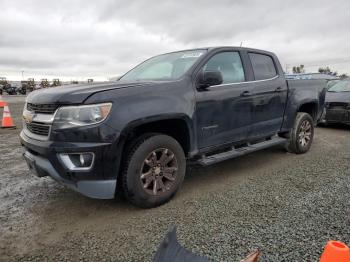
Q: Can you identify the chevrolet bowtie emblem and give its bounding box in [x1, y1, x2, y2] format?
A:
[23, 110, 35, 123]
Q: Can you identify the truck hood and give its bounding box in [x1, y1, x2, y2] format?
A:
[26, 81, 152, 104]
[326, 91, 350, 103]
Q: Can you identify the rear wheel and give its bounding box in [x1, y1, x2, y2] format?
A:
[121, 134, 186, 208]
[285, 112, 314, 154]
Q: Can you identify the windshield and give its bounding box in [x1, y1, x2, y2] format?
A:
[326, 80, 340, 89]
[119, 50, 206, 81]
[328, 80, 350, 92]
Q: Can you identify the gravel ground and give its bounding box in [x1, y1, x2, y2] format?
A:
[0, 95, 349, 261]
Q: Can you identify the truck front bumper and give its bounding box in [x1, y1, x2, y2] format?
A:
[20, 131, 118, 199]
[321, 108, 350, 125]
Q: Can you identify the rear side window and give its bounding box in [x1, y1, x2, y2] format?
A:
[249, 53, 277, 80]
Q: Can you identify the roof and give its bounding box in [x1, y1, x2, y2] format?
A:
[160, 46, 275, 56]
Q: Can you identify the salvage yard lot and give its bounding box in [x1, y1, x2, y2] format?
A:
[0, 96, 349, 261]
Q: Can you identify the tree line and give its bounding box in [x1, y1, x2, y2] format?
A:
[292, 65, 348, 79]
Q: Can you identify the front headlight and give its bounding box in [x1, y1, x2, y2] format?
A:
[53, 103, 112, 129]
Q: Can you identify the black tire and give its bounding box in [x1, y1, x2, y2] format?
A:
[285, 112, 314, 154]
[121, 133, 186, 208]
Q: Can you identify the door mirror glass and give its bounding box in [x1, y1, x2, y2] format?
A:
[197, 70, 223, 88]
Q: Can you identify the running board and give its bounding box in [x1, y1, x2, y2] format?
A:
[197, 137, 287, 166]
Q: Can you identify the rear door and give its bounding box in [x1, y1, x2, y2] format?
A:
[247, 52, 288, 139]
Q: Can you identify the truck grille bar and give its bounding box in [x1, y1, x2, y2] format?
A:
[27, 103, 58, 114]
[26, 122, 50, 136]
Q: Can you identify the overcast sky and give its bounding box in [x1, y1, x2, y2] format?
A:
[1, 0, 349, 81]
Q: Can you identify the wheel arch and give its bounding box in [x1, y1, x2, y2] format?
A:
[120, 114, 194, 157]
[297, 100, 319, 121]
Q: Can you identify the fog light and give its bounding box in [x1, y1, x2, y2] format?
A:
[58, 152, 94, 171]
[79, 153, 93, 167]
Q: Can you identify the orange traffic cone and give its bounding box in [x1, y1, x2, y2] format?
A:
[1, 104, 16, 128]
[320, 241, 350, 262]
[0, 94, 6, 107]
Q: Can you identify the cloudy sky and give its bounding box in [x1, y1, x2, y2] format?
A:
[1, 0, 349, 81]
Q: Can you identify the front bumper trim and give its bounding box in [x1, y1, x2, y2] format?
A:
[23, 150, 116, 199]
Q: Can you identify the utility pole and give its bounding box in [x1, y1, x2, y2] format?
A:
[21, 70, 24, 80]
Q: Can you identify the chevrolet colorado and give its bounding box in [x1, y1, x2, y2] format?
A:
[20, 47, 326, 208]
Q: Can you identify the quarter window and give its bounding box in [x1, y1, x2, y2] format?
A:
[249, 53, 277, 80]
[203, 52, 245, 84]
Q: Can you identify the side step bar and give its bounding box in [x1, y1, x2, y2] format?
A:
[197, 136, 287, 166]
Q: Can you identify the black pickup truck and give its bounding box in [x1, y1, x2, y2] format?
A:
[21, 47, 326, 208]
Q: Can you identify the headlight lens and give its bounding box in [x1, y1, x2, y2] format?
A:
[53, 103, 112, 129]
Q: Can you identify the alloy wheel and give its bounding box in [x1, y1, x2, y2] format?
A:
[298, 120, 312, 147]
[140, 148, 178, 196]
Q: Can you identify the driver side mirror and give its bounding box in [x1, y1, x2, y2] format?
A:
[197, 70, 223, 89]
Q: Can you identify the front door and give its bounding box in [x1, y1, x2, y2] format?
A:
[194, 51, 254, 149]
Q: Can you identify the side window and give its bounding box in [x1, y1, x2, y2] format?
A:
[249, 53, 277, 80]
[203, 52, 245, 84]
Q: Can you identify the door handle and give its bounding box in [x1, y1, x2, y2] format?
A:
[275, 87, 283, 92]
[240, 91, 251, 97]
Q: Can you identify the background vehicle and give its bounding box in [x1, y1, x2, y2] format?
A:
[0, 77, 10, 88]
[21, 78, 36, 93]
[39, 79, 49, 89]
[0, 77, 15, 95]
[11, 82, 23, 95]
[3, 84, 17, 95]
[17, 83, 27, 95]
[51, 79, 61, 87]
[20, 47, 327, 208]
[320, 79, 350, 125]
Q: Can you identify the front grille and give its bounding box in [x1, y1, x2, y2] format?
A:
[328, 102, 348, 109]
[325, 110, 348, 121]
[26, 122, 50, 136]
[27, 103, 58, 114]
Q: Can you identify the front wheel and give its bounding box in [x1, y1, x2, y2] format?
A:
[285, 112, 314, 154]
[121, 134, 186, 208]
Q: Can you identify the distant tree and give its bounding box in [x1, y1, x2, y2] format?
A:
[318, 68, 325, 74]
[318, 66, 346, 77]
[318, 66, 335, 75]
[292, 65, 305, 74]
[339, 73, 348, 79]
